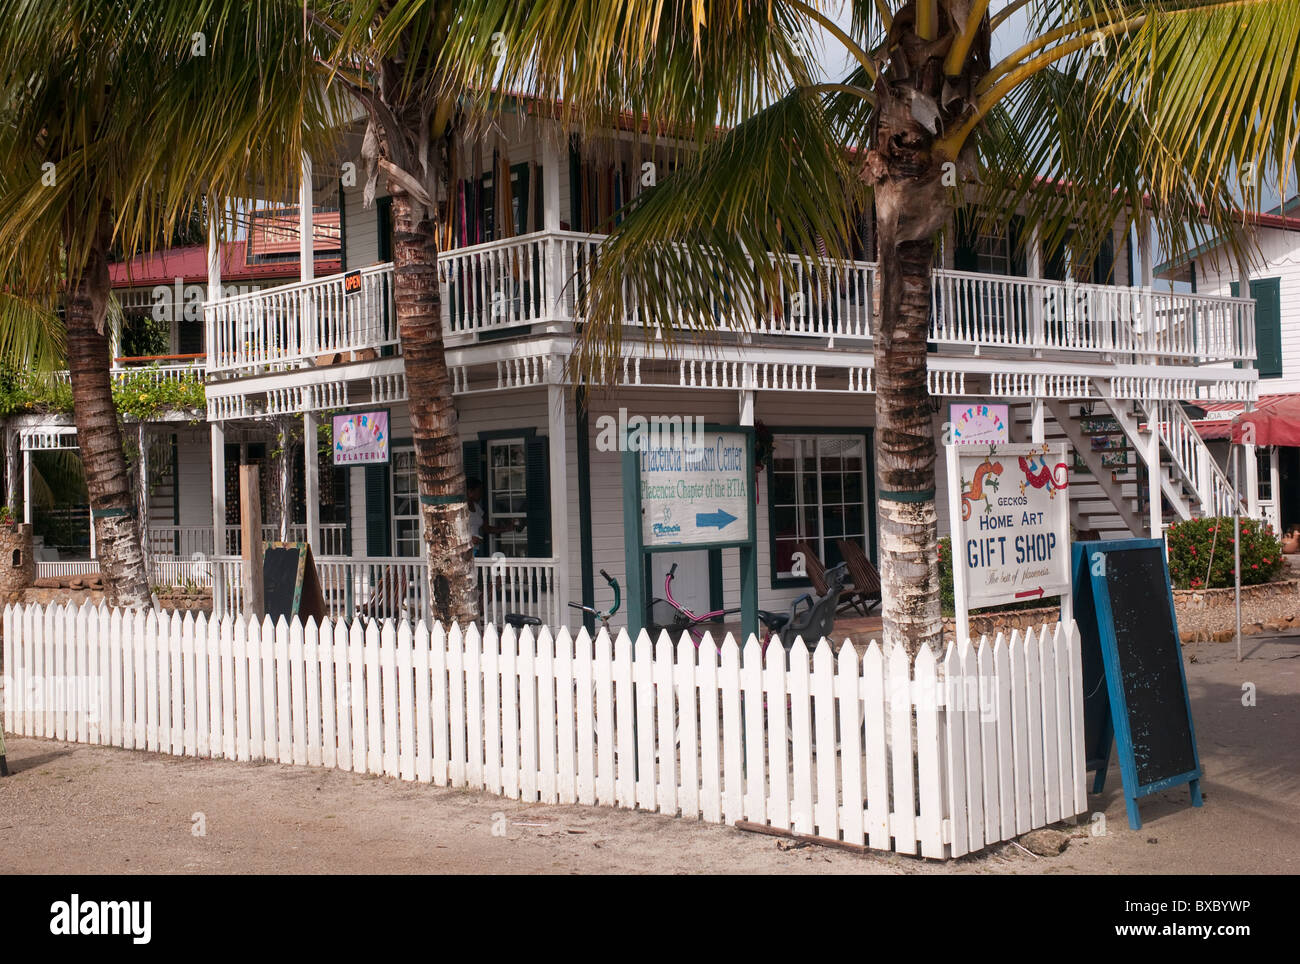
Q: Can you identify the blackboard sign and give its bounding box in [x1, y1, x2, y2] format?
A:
[1069, 544, 1113, 777]
[263, 542, 327, 625]
[1072, 538, 1203, 829]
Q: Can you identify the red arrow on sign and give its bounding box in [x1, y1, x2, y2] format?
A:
[1015, 587, 1045, 600]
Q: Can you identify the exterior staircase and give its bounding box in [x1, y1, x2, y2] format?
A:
[1011, 377, 1247, 540]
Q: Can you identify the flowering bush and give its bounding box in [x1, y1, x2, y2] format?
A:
[1166, 516, 1284, 590]
[938, 536, 1045, 617]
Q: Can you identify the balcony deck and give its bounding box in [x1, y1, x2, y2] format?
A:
[202, 229, 1259, 409]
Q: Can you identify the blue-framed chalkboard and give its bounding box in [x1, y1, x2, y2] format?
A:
[1072, 538, 1203, 829]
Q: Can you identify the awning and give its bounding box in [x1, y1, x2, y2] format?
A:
[1190, 394, 1300, 441]
[1232, 394, 1300, 446]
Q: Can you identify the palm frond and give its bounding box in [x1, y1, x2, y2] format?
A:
[571, 86, 866, 382]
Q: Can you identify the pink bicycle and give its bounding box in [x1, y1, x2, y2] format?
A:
[651, 561, 850, 653]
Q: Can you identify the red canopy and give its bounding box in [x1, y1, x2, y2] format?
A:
[1232, 394, 1300, 446]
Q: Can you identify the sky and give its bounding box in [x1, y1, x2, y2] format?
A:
[803, 2, 1291, 286]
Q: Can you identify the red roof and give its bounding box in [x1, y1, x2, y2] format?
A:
[109, 239, 341, 288]
[1190, 394, 1300, 440]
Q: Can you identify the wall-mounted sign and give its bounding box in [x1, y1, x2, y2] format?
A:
[639, 430, 752, 549]
[342, 269, 363, 296]
[950, 403, 1010, 445]
[946, 442, 1071, 617]
[333, 410, 389, 465]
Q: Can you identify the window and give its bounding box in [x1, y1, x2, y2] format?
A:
[391, 447, 421, 557]
[487, 439, 528, 557]
[769, 434, 870, 581]
[974, 231, 1011, 275]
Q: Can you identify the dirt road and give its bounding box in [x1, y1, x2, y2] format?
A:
[2, 633, 1297, 874]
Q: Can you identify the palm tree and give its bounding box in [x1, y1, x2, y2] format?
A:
[545, 0, 1300, 654]
[0, 1, 344, 606]
[306, 0, 803, 624]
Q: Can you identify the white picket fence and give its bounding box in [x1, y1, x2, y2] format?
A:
[1, 602, 1087, 859]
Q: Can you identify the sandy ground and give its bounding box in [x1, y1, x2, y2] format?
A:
[2, 632, 1297, 875]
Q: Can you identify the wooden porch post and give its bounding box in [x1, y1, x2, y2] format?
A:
[210, 420, 226, 613]
[1147, 427, 1162, 538]
[299, 152, 315, 283]
[304, 411, 319, 553]
[22, 445, 31, 525]
[278, 418, 291, 542]
[548, 382, 569, 626]
[240, 461, 264, 620]
[1244, 438, 1260, 519]
[541, 128, 563, 330]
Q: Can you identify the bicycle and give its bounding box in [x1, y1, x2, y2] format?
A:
[653, 560, 851, 654]
[504, 568, 620, 634]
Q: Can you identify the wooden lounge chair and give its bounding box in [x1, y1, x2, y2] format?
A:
[358, 567, 408, 621]
[836, 539, 883, 616]
[793, 541, 867, 616]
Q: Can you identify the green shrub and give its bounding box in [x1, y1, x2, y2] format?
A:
[1166, 516, 1283, 590]
[937, 535, 1046, 617]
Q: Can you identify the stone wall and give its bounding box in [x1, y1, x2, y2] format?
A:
[940, 579, 1300, 645]
[1173, 579, 1300, 642]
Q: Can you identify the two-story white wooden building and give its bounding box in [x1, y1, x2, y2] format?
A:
[1157, 196, 1300, 536]
[12, 108, 1263, 629]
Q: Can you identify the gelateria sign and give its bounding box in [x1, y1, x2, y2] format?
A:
[950, 403, 1009, 445]
[945, 442, 1071, 613]
[332, 410, 389, 465]
[639, 431, 751, 548]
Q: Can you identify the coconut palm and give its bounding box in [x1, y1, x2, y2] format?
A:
[529, 0, 1300, 654]
[306, 0, 806, 624]
[0, 1, 344, 606]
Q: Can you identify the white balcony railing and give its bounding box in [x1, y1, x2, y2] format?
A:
[205, 231, 1258, 376]
[930, 269, 1254, 363]
[206, 262, 395, 374]
[209, 554, 560, 627]
[53, 357, 207, 388]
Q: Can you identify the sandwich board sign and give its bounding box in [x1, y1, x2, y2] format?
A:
[945, 442, 1071, 641]
[621, 423, 757, 640]
[1071, 538, 1203, 829]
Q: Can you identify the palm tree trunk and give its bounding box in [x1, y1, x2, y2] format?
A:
[65, 214, 151, 608]
[873, 228, 944, 657]
[388, 189, 479, 626]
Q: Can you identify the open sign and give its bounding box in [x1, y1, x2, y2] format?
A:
[342, 270, 362, 295]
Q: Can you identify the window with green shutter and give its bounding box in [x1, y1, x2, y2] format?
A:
[1232, 278, 1283, 378]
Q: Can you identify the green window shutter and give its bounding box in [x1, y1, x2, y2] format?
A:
[1009, 216, 1028, 276]
[1092, 233, 1116, 285]
[1232, 279, 1283, 378]
[462, 441, 483, 490]
[953, 209, 979, 272]
[364, 464, 390, 557]
[524, 437, 551, 557]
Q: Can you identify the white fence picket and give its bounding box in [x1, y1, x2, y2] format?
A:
[675, 636, 699, 819]
[4, 604, 1085, 861]
[888, 641, 917, 855]
[657, 633, 679, 818]
[719, 636, 744, 825]
[836, 642, 864, 846]
[612, 630, 635, 810]
[788, 640, 814, 835]
[741, 637, 765, 827]
[575, 629, 596, 806]
[861, 642, 888, 850]
[480, 625, 501, 796]
[914, 645, 944, 858]
[556, 628, 577, 805]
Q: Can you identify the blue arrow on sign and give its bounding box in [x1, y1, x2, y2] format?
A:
[696, 509, 737, 530]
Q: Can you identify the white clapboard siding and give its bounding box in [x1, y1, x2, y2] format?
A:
[2, 603, 1088, 860]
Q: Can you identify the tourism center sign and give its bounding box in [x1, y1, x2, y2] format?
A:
[639, 430, 752, 548]
[946, 442, 1071, 610]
